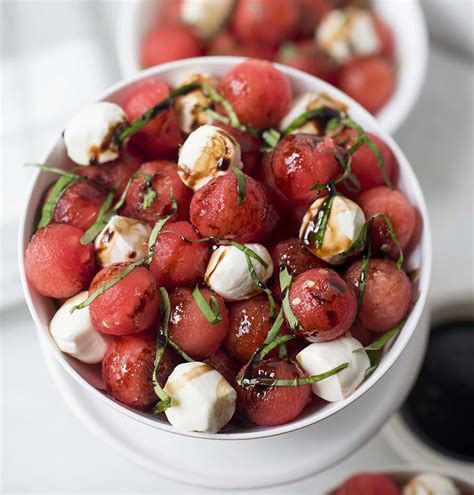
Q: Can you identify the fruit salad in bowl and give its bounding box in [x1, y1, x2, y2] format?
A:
[19, 57, 430, 438]
[117, 0, 428, 132]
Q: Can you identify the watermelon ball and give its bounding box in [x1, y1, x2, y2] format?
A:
[344, 258, 412, 332]
[89, 262, 160, 335]
[150, 221, 209, 288]
[139, 26, 202, 69]
[123, 79, 183, 157]
[219, 60, 293, 128]
[236, 358, 311, 426]
[224, 295, 287, 363]
[277, 41, 337, 84]
[289, 268, 357, 342]
[297, 0, 334, 37]
[358, 186, 416, 258]
[205, 348, 241, 385]
[102, 332, 179, 410]
[207, 30, 278, 61]
[76, 147, 143, 200]
[168, 287, 229, 360]
[125, 160, 192, 224]
[271, 134, 340, 203]
[337, 56, 395, 114]
[25, 224, 96, 298]
[190, 173, 268, 243]
[335, 473, 400, 495]
[232, 0, 299, 47]
[271, 238, 327, 300]
[334, 129, 395, 196]
[49, 178, 108, 232]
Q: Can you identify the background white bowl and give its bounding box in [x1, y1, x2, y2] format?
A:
[115, 0, 428, 134]
[19, 57, 431, 441]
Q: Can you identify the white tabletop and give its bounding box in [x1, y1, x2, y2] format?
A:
[1, 2, 473, 493]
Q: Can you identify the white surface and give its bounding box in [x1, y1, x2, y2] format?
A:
[116, 0, 428, 134]
[1, 3, 473, 494]
[18, 57, 431, 441]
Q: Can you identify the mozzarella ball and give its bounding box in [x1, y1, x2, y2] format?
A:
[402, 473, 460, 495]
[164, 362, 236, 433]
[63, 102, 128, 166]
[94, 215, 151, 268]
[296, 333, 369, 402]
[49, 292, 111, 364]
[174, 73, 217, 133]
[299, 195, 365, 264]
[181, 0, 236, 40]
[279, 91, 348, 136]
[178, 124, 242, 191]
[205, 243, 273, 301]
[316, 8, 381, 65]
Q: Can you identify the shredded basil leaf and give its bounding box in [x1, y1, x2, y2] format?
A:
[192, 285, 222, 325]
[80, 190, 116, 245]
[70, 255, 151, 313]
[26, 163, 82, 179]
[168, 339, 194, 363]
[231, 167, 246, 206]
[118, 82, 201, 142]
[280, 265, 300, 330]
[152, 287, 172, 412]
[307, 191, 336, 250]
[237, 362, 348, 387]
[147, 189, 177, 258]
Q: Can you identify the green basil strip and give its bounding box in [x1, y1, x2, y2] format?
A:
[356, 252, 370, 312]
[70, 255, 151, 313]
[192, 285, 222, 324]
[281, 108, 327, 137]
[26, 162, 82, 179]
[308, 192, 336, 249]
[147, 189, 177, 257]
[153, 287, 172, 413]
[359, 320, 406, 378]
[168, 339, 194, 363]
[280, 265, 299, 330]
[80, 190, 116, 245]
[261, 128, 281, 151]
[118, 82, 201, 142]
[238, 362, 349, 387]
[38, 175, 81, 229]
[231, 167, 246, 206]
[244, 254, 276, 319]
[203, 84, 241, 128]
[341, 118, 394, 190]
[229, 240, 268, 268]
[372, 213, 404, 269]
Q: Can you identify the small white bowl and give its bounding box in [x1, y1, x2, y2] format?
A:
[115, 0, 428, 134]
[18, 57, 431, 441]
[329, 465, 474, 493]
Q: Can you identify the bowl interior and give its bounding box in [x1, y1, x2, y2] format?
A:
[116, 0, 428, 134]
[19, 57, 431, 440]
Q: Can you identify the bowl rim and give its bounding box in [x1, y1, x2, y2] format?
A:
[114, 0, 429, 134]
[18, 56, 432, 441]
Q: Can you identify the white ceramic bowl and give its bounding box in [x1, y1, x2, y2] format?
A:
[115, 0, 428, 134]
[19, 57, 432, 441]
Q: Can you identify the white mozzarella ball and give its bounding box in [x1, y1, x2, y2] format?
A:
[299, 195, 365, 264]
[178, 124, 242, 191]
[316, 8, 381, 64]
[402, 473, 460, 495]
[164, 362, 237, 433]
[181, 0, 236, 40]
[174, 73, 217, 134]
[63, 102, 128, 166]
[279, 91, 348, 136]
[205, 244, 273, 301]
[94, 215, 152, 268]
[296, 334, 369, 402]
[50, 292, 111, 364]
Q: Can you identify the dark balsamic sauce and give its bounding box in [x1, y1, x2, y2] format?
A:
[401, 320, 474, 462]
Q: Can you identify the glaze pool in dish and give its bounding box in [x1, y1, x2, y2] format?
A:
[20, 58, 430, 438]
